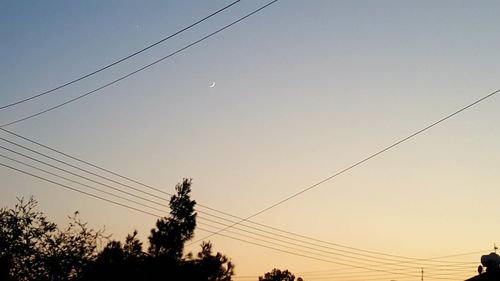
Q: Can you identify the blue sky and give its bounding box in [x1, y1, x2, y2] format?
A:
[2, 1, 500, 279]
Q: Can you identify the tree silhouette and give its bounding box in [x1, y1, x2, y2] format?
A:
[0, 197, 57, 280]
[1, 179, 237, 280]
[259, 268, 303, 281]
[123, 230, 143, 259]
[92, 240, 126, 280]
[186, 241, 234, 281]
[148, 178, 197, 260]
[46, 212, 105, 280]
[89, 231, 144, 281]
[0, 197, 104, 281]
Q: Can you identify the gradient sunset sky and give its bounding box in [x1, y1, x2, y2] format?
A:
[1, 1, 500, 280]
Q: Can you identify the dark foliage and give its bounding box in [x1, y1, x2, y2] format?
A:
[259, 268, 303, 281]
[87, 231, 144, 281]
[0, 197, 104, 281]
[148, 178, 197, 260]
[1, 179, 235, 281]
[187, 241, 234, 281]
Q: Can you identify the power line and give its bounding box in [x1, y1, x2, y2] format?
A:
[195, 228, 458, 280]
[0, 137, 174, 204]
[190, 87, 500, 244]
[234, 264, 475, 281]
[0, 162, 422, 278]
[1, 139, 474, 272]
[0, 158, 477, 280]
[0, 140, 479, 278]
[299, 267, 472, 277]
[0, 0, 279, 127]
[0, 158, 437, 279]
[0, 127, 483, 265]
[0, 162, 162, 218]
[0, 153, 169, 215]
[0, 141, 481, 274]
[294, 265, 474, 276]
[0, 144, 167, 208]
[196, 215, 474, 272]
[233, 268, 472, 281]
[0, 127, 174, 197]
[197, 211, 475, 269]
[0, 0, 241, 111]
[0, 2, 493, 275]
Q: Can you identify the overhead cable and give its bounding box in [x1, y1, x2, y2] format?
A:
[191, 88, 500, 244]
[0, 129, 484, 265]
[0, 128, 482, 265]
[0, 0, 241, 110]
[0, 0, 279, 127]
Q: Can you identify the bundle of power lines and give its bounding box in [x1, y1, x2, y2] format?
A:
[0, 128, 481, 281]
[1, 1, 497, 280]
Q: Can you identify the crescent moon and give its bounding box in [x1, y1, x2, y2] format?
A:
[209, 81, 216, 88]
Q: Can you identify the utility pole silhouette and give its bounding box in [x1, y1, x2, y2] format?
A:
[421, 268, 424, 281]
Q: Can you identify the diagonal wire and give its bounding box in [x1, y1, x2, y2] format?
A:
[190, 88, 500, 245]
[0, 159, 477, 280]
[0, 0, 279, 127]
[0, 0, 241, 110]
[1, 139, 473, 271]
[0, 127, 486, 265]
[0, 139, 480, 272]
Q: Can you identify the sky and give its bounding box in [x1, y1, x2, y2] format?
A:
[1, 0, 500, 280]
